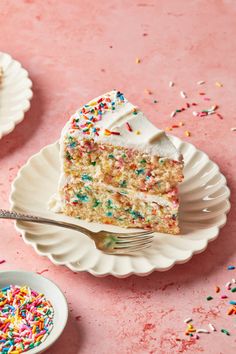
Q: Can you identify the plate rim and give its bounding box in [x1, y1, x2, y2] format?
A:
[10, 138, 231, 278]
[0, 51, 33, 139]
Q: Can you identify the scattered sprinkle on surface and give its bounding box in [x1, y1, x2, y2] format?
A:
[196, 329, 209, 334]
[208, 323, 216, 332]
[206, 296, 213, 301]
[184, 317, 192, 323]
[183, 259, 236, 341]
[135, 58, 141, 64]
[180, 91, 187, 98]
[227, 307, 236, 315]
[221, 329, 230, 336]
[36, 269, 49, 275]
[229, 300, 236, 305]
[228, 265, 235, 270]
[215, 286, 220, 293]
[0, 259, 6, 265]
[164, 79, 226, 141]
[185, 130, 191, 137]
[209, 323, 216, 332]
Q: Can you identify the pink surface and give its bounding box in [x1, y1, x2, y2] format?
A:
[0, 0, 236, 353]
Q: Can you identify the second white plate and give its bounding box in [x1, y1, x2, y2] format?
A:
[0, 52, 33, 139]
[10, 137, 230, 277]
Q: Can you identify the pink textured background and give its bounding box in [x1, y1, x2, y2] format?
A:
[0, 1, 236, 353]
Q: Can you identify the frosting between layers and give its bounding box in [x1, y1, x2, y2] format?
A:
[59, 173, 177, 206]
[49, 178, 177, 213]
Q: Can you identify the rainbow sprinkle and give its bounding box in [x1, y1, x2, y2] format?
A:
[197, 81, 205, 85]
[228, 266, 235, 270]
[215, 286, 220, 293]
[0, 285, 54, 353]
[182, 261, 236, 341]
[70, 91, 126, 138]
[208, 323, 216, 332]
[180, 91, 187, 99]
[221, 329, 230, 336]
[184, 130, 191, 137]
[126, 122, 133, 132]
[167, 80, 226, 140]
[206, 296, 213, 301]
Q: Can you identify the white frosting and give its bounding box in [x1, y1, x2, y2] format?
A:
[62, 90, 182, 161]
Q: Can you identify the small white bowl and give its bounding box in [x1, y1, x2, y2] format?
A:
[0, 271, 68, 354]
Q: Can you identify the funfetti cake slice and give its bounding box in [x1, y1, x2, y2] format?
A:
[50, 90, 184, 234]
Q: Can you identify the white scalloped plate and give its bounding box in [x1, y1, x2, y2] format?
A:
[10, 137, 230, 277]
[0, 52, 33, 139]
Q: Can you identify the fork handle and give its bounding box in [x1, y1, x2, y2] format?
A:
[0, 209, 93, 237]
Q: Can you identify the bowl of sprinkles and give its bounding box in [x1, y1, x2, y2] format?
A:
[0, 271, 68, 353]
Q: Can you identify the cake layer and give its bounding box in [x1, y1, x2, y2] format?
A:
[63, 139, 183, 194]
[60, 182, 179, 234]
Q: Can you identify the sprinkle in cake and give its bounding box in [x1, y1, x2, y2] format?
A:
[50, 90, 184, 234]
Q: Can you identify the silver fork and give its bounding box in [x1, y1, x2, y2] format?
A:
[0, 209, 154, 255]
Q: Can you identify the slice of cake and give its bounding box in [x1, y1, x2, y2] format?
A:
[50, 90, 184, 234]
